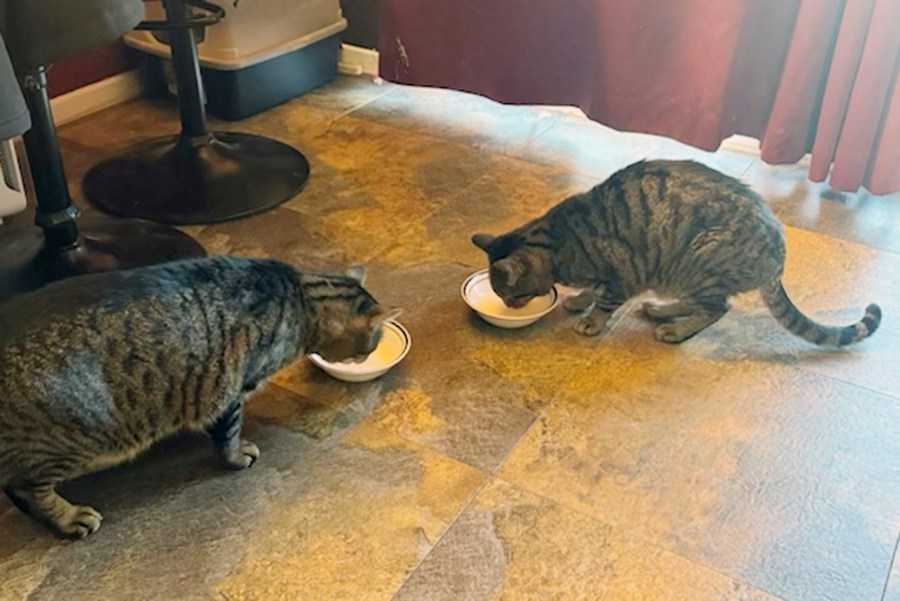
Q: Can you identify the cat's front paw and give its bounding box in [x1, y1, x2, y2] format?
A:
[654, 323, 690, 344]
[57, 505, 103, 539]
[574, 314, 607, 337]
[225, 440, 260, 470]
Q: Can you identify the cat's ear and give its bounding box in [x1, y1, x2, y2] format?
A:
[471, 233, 496, 252]
[494, 256, 525, 287]
[369, 305, 402, 324]
[344, 265, 367, 284]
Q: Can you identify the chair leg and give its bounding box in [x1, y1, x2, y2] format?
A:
[0, 66, 206, 302]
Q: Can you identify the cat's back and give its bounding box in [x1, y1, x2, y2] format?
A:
[595, 159, 762, 211]
[0, 256, 290, 379]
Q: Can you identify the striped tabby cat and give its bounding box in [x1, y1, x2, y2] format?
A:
[0, 256, 399, 538]
[472, 160, 881, 345]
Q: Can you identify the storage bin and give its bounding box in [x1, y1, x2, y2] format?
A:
[126, 0, 347, 120]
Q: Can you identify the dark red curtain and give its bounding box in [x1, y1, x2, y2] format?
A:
[379, 0, 900, 195]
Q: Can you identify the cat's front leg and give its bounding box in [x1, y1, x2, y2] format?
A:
[563, 289, 598, 313]
[206, 398, 259, 470]
[573, 291, 621, 337]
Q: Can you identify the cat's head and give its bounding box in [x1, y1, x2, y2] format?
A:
[302, 267, 401, 363]
[472, 233, 554, 308]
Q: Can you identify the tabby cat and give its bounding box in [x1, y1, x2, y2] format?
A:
[0, 256, 399, 538]
[472, 160, 881, 345]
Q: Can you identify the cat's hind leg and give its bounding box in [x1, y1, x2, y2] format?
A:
[206, 398, 259, 470]
[4, 480, 102, 539]
[652, 297, 730, 343]
[641, 299, 699, 322]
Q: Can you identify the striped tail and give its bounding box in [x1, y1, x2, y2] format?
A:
[761, 280, 881, 346]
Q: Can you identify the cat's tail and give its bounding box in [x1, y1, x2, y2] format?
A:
[761, 280, 881, 346]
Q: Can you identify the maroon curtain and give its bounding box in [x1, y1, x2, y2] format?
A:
[379, 0, 900, 195]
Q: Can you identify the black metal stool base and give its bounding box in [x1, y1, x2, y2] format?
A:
[83, 132, 310, 225]
[0, 214, 206, 302]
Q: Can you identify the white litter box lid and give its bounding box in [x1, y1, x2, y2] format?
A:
[125, 19, 347, 71]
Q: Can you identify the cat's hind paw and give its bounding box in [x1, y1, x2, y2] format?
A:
[224, 440, 260, 470]
[57, 505, 103, 539]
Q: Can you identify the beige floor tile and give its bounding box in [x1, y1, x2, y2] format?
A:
[376, 156, 601, 269]
[492, 338, 900, 601]
[279, 114, 492, 224]
[394, 479, 783, 601]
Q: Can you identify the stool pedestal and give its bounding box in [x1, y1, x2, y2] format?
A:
[82, 0, 309, 225]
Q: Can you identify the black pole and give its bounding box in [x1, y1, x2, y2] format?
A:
[19, 66, 81, 249]
[162, 0, 209, 138]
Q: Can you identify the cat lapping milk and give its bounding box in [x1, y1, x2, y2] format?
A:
[473, 160, 881, 345]
[0, 256, 399, 538]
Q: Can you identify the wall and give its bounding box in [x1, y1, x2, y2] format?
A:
[341, 0, 379, 49]
[47, 43, 134, 99]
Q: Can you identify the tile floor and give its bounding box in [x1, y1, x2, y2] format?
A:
[1, 76, 899, 601]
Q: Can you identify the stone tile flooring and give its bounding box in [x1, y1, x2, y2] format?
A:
[2, 76, 899, 601]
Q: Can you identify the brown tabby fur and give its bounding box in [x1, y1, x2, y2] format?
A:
[0, 256, 399, 538]
[473, 160, 881, 345]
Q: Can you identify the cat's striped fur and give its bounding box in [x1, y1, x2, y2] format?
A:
[473, 160, 881, 345]
[0, 256, 398, 538]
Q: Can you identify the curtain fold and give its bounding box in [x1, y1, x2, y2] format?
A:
[380, 0, 900, 195]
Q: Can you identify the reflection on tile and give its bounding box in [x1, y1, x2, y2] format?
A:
[395, 479, 783, 601]
[519, 111, 758, 181]
[292, 74, 396, 115]
[493, 340, 900, 601]
[0, 385, 484, 601]
[354, 85, 562, 156]
[744, 159, 900, 254]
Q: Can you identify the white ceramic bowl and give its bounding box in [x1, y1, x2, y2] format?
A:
[308, 320, 411, 382]
[461, 269, 559, 329]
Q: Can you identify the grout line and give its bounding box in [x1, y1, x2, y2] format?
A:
[387, 405, 543, 600]
[881, 532, 899, 601]
[386, 469, 494, 601]
[330, 83, 398, 123]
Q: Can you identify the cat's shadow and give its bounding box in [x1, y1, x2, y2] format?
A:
[58, 432, 233, 515]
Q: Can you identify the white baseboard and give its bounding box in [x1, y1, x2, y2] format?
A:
[338, 44, 379, 77]
[721, 134, 761, 156]
[50, 70, 142, 127]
